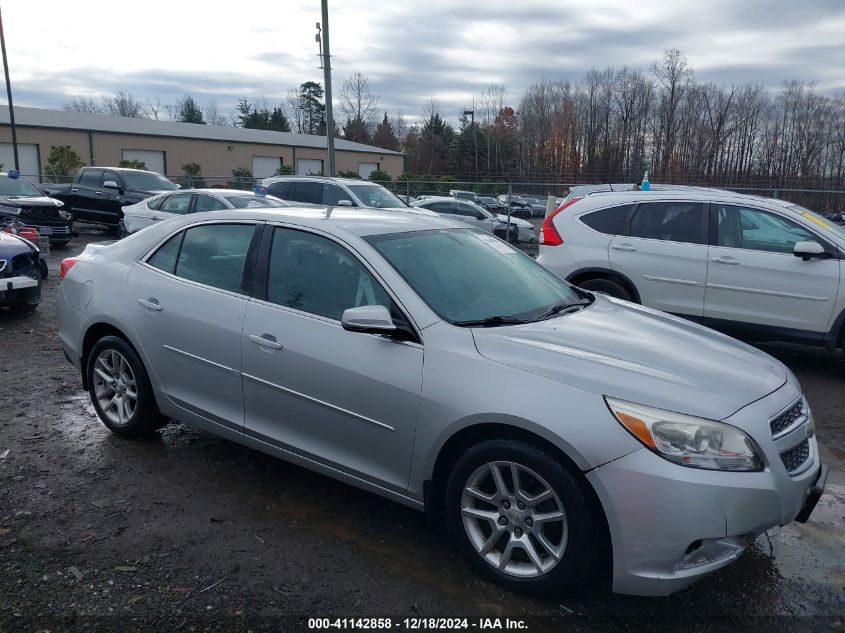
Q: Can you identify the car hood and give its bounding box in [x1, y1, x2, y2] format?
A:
[0, 230, 34, 254]
[0, 195, 64, 208]
[471, 296, 787, 422]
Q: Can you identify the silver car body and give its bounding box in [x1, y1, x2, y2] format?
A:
[58, 208, 822, 596]
[411, 196, 535, 242]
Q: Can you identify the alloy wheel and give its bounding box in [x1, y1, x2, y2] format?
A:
[92, 349, 138, 426]
[461, 461, 568, 578]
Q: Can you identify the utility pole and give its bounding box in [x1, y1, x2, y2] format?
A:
[319, 0, 335, 176]
[463, 108, 477, 182]
[0, 2, 19, 171]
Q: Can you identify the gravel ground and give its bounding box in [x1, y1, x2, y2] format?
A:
[0, 227, 843, 633]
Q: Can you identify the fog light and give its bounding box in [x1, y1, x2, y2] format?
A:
[674, 537, 748, 571]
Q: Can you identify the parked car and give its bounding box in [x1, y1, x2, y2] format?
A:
[449, 189, 479, 202]
[57, 207, 826, 597]
[411, 196, 534, 242]
[0, 228, 41, 311]
[537, 188, 845, 351]
[42, 167, 177, 229]
[120, 189, 292, 236]
[478, 196, 508, 214]
[261, 176, 410, 210]
[396, 194, 417, 205]
[0, 172, 73, 246]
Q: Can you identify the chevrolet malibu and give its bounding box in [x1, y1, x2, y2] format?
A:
[57, 207, 827, 597]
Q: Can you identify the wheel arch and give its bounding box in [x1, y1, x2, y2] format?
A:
[566, 267, 641, 304]
[424, 421, 612, 574]
[80, 321, 142, 390]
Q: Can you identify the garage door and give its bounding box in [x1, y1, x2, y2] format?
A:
[252, 156, 282, 179]
[358, 162, 379, 179]
[297, 158, 323, 176]
[122, 149, 165, 174]
[0, 143, 39, 177]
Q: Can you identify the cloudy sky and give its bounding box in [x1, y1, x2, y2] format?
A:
[4, 0, 845, 123]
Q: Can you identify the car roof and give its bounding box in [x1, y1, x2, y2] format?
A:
[148, 206, 466, 238]
[177, 188, 264, 196]
[260, 176, 379, 185]
[569, 188, 798, 211]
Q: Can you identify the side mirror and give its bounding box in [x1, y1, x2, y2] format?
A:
[341, 305, 396, 334]
[336, 199, 354, 207]
[793, 241, 827, 261]
[103, 180, 120, 190]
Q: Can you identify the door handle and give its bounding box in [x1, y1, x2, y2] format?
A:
[712, 256, 740, 265]
[249, 334, 284, 351]
[95, 191, 104, 196]
[137, 298, 163, 311]
[70, 188, 78, 193]
[612, 244, 637, 252]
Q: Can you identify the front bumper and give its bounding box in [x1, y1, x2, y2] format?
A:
[0, 275, 40, 306]
[587, 383, 824, 596]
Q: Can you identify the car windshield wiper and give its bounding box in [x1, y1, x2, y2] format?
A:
[453, 315, 530, 327]
[532, 298, 593, 321]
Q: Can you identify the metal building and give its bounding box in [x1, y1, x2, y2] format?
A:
[0, 106, 404, 181]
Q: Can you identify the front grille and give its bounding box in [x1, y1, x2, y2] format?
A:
[770, 400, 803, 436]
[780, 438, 810, 474]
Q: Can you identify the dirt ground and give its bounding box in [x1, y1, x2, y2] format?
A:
[1, 227, 843, 633]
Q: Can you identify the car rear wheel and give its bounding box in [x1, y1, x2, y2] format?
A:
[578, 277, 633, 302]
[445, 440, 601, 596]
[86, 336, 167, 437]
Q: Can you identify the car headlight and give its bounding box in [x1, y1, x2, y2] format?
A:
[58, 209, 72, 220]
[605, 397, 763, 471]
[0, 204, 20, 215]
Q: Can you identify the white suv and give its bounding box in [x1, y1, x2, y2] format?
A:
[537, 189, 845, 351]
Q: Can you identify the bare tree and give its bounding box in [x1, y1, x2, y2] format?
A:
[144, 97, 164, 120]
[203, 100, 229, 127]
[339, 72, 380, 125]
[651, 49, 693, 175]
[101, 92, 145, 118]
[285, 87, 306, 134]
[64, 97, 101, 114]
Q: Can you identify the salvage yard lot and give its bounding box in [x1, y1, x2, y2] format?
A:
[1, 226, 843, 631]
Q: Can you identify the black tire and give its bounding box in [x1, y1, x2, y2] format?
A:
[578, 277, 633, 302]
[86, 335, 167, 438]
[9, 300, 38, 313]
[445, 440, 602, 597]
[51, 240, 71, 248]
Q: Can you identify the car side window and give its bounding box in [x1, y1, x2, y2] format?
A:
[147, 196, 166, 211]
[159, 193, 194, 215]
[102, 171, 121, 186]
[716, 205, 816, 254]
[322, 184, 353, 206]
[194, 194, 229, 212]
[459, 202, 484, 219]
[78, 170, 103, 188]
[266, 227, 393, 321]
[580, 204, 632, 235]
[147, 232, 184, 274]
[628, 202, 705, 244]
[290, 182, 322, 204]
[267, 181, 292, 199]
[423, 202, 450, 214]
[173, 224, 256, 293]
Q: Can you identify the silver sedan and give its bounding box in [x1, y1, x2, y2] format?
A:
[57, 207, 826, 597]
[120, 189, 291, 235]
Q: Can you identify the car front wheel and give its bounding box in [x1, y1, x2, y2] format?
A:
[86, 336, 167, 437]
[445, 440, 602, 596]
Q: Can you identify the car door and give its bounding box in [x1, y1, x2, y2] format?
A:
[241, 225, 423, 491]
[100, 170, 124, 219]
[127, 221, 261, 427]
[288, 181, 323, 204]
[704, 203, 840, 333]
[70, 169, 104, 221]
[608, 200, 709, 317]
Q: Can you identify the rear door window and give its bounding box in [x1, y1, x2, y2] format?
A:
[147, 232, 184, 274]
[290, 182, 322, 204]
[628, 202, 705, 244]
[322, 184, 353, 206]
[194, 194, 229, 212]
[173, 223, 257, 293]
[580, 204, 632, 235]
[78, 170, 104, 188]
[159, 193, 194, 215]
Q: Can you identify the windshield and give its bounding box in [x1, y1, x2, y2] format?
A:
[346, 184, 406, 208]
[224, 195, 288, 208]
[0, 176, 43, 197]
[788, 204, 845, 242]
[121, 171, 177, 191]
[366, 228, 582, 324]
[465, 201, 495, 219]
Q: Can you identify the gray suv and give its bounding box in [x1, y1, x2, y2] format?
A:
[261, 176, 408, 209]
